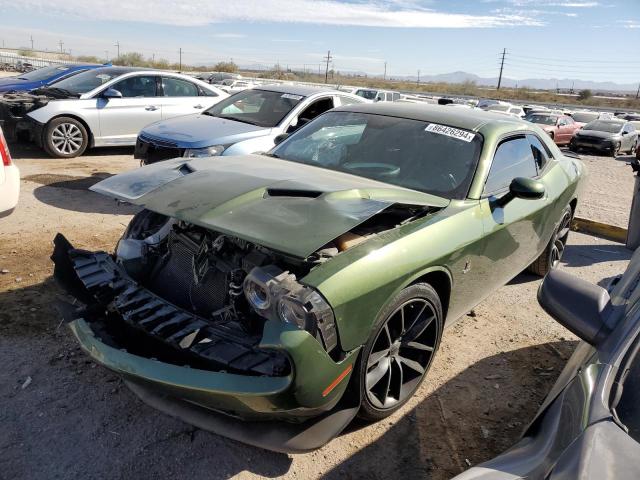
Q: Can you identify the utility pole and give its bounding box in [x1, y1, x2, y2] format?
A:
[324, 50, 332, 84]
[58, 40, 64, 54]
[497, 48, 506, 90]
[114, 41, 120, 61]
[104, 50, 109, 62]
[179, 48, 182, 71]
[383, 61, 387, 80]
[636, 82, 639, 99]
[30, 35, 34, 50]
[417, 69, 420, 87]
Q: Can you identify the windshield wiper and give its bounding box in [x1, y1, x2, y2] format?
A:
[33, 86, 78, 98]
[262, 152, 280, 158]
[219, 115, 260, 126]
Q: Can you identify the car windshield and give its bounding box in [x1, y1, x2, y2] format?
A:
[355, 89, 378, 100]
[14, 65, 70, 81]
[49, 68, 131, 95]
[583, 121, 623, 133]
[270, 111, 483, 200]
[203, 89, 304, 127]
[572, 112, 599, 123]
[526, 114, 558, 125]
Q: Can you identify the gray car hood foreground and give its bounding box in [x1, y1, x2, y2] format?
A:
[142, 113, 272, 149]
[91, 155, 448, 258]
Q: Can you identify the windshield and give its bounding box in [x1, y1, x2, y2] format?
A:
[49, 68, 130, 95]
[526, 114, 558, 125]
[355, 89, 378, 100]
[572, 112, 599, 123]
[204, 89, 304, 127]
[270, 111, 483, 200]
[583, 121, 623, 133]
[14, 65, 71, 82]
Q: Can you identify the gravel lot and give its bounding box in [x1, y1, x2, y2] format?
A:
[0, 143, 635, 479]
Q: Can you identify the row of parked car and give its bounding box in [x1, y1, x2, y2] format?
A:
[2, 62, 640, 478]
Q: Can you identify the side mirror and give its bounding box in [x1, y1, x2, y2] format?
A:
[102, 88, 122, 99]
[510, 177, 545, 199]
[538, 269, 612, 346]
[274, 133, 289, 145]
[621, 130, 628, 136]
[494, 177, 545, 207]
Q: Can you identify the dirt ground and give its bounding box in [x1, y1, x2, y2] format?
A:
[0, 142, 635, 480]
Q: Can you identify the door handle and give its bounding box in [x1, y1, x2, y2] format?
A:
[145, 105, 158, 111]
[193, 104, 203, 109]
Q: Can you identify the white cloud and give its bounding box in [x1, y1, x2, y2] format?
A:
[3, 0, 543, 28]
[212, 33, 246, 38]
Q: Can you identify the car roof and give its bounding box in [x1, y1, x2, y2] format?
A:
[253, 83, 340, 96]
[87, 66, 141, 75]
[333, 103, 525, 132]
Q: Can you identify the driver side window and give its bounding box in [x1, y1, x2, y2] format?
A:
[111, 76, 157, 98]
[288, 97, 335, 132]
[484, 136, 538, 195]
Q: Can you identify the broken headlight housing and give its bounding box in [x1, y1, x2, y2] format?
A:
[244, 266, 338, 353]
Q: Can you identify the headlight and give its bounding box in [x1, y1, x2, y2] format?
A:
[244, 266, 338, 352]
[183, 145, 225, 158]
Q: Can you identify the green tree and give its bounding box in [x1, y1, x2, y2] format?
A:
[76, 55, 101, 64]
[577, 89, 592, 101]
[213, 61, 238, 73]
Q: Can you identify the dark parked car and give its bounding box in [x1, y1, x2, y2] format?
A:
[455, 249, 640, 480]
[0, 63, 106, 94]
[570, 120, 638, 156]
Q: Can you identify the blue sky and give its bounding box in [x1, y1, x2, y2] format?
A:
[0, 0, 638, 82]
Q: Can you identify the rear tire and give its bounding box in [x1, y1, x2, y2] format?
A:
[358, 283, 443, 421]
[629, 139, 638, 155]
[43, 117, 89, 158]
[528, 206, 572, 277]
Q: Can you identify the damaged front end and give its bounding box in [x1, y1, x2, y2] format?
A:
[52, 211, 363, 451]
[0, 91, 51, 142]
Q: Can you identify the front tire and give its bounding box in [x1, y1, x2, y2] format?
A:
[358, 283, 443, 421]
[528, 206, 572, 276]
[611, 142, 621, 157]
[43, 117, 89, 158]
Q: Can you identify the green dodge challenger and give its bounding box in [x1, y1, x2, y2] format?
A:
[53, 103, 584, 452]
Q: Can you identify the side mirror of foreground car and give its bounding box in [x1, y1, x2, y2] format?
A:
[510, 177, 545, 200]
[274, 133, 289, 145]
[495, 177, 545, 207]
[102, 88, 123, 99]
[538, 269, 612, 346]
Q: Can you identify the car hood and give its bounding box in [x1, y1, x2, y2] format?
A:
[142, 114, 272, 149]
[0, 78, 35, 92]
[91, 155, 449, 258]
[575, 129, 618, 139]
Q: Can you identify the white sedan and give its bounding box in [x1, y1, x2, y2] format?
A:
[0, 67, 228, 158]
[0, 126, 19, 217]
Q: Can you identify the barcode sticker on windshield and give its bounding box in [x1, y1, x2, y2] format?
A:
[425, 123, 475, 142]
[281, 94, 303, 100]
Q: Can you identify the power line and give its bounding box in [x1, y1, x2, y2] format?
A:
[508, 52, 640, 64]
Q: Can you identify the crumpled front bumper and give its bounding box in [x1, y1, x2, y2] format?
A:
[52, 233, 361, 452]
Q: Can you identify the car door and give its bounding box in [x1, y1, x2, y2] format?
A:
[480, 134, 557, 286]
[556, 117, 572, 143]
[622, 123, 636, 151]
[159, 76, 216, 120]
[96, 75, 162, 145]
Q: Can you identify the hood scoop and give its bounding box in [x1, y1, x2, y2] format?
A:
[265, 188, 323, 199]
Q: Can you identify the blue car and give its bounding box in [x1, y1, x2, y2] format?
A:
[0, 63, 107, 94]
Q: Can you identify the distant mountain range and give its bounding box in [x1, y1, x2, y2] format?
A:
[389, 71, 638, 94]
